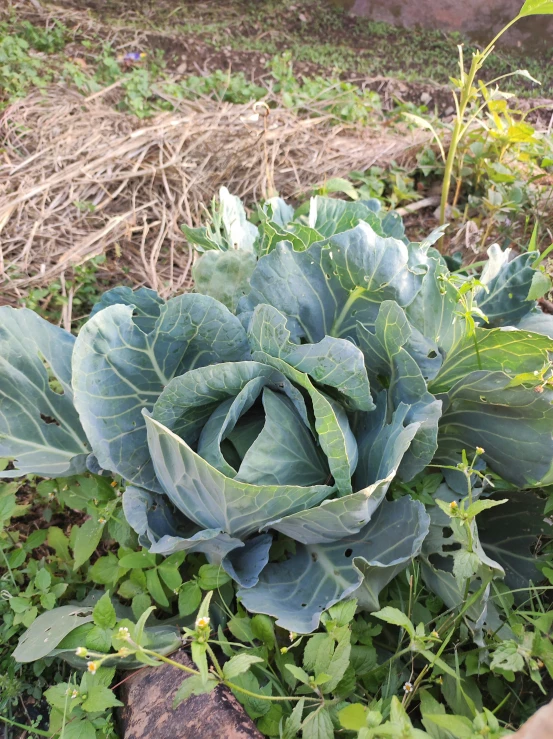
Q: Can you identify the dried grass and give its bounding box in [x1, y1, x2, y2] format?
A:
[0, 86, 429, 303]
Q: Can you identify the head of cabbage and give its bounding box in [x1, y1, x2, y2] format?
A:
[2, 193, 553, 632]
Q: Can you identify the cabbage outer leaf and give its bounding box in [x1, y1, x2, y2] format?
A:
[238, 496, 429, 633]
[0, 307, 89, 477]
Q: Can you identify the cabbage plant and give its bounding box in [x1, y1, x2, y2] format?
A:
[2, 193, 553, 633]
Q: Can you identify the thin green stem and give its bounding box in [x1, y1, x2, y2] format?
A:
[142, 649, 320, 704]
[0, 715, 54, 737]
[0, 541, 16, 586]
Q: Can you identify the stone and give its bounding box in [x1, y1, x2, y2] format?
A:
[512, 699, 553, 738]
[118, 649, 263, 739]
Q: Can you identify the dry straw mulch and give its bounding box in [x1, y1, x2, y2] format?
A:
[0, 86, 428, 304]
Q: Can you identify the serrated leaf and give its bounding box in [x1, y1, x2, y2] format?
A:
[81, 685, 123, 712]
[72, 517, 105, 571]
[372, 606, 415, 639]
[173, 675, 216, 708]
[223, 653, 264, 679]
[178, 580, 202, 617]
[302, 707, 334, 739]
[338, 703, 367, 731]
[93, 593, 117, 629]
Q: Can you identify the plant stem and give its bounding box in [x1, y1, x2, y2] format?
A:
[440, 54, 481, 229]
[143, 649, 320, 703]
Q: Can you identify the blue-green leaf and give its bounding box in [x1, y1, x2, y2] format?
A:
[475, 245, 541, 327]
[357, 301, 442, 480]
[122, 486, 243, 559]
[436, 371, 553, 487]
[0, 307, 89, 478]
[430, 327, 553, 394]
[145, 415, 334, 539]
[72, 295, 248, 490]
[239, 222, 426, 343]
[238, 497, 429, 633]
[248, 304, 373, 412]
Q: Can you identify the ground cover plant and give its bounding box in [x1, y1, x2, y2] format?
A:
[3, 188, 553, 737]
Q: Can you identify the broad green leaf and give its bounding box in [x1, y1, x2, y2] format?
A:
[282, 699, 305, 739]
[248, 303, 373, 412]
[357, 301, 442, 479]
[145, 414, 333, 539]
[85, 625, 112, 653]
[302, 707, 334, 739]
[424, 715, 472, 738]
[478, 490, 552, 595]
[338, 703, 367, 731]
[173, 675, 217, 707]
[430, 327, 553, 394]
[93, 593, 117, 629]
[146, 568, 169, 607]
[223, 653, 264, 679]
[436, 371, 553, 487]
[251, 352, 357, 495]
[72, 293, 249, 490]
[516, 310, 553, 338]
[420, 690, 452, 739]
[285, 664, 310, 684]
[251, 615, 276, 649]
[475, 246, 541, 327]
[73, 517, 105, 570]
[0, 307, 89, 478]
[192, 250, 257, 311]
[239, 497, 429, 633]
[239, 222, 426, 343]
[197, 563, 232, 590]
[519, 0, 553, 16]
[178, 580, 202, 617]
[13, 605, 93, 662]
[372, 606, 415, 639]
[81, 685, 123, 712]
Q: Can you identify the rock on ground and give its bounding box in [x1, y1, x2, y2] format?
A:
[118, 649, 262, 739]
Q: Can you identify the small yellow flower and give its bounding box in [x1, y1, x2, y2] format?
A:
[289, 631, 297, 642]
[195, 616, 210, 629]
[111, 480, 118, 487]
[87, 661, 98, 674]
[450, 501, 458, 509]
[75, 647, 88, 658]
[475, 446, 485, 455]
[118, 647, 132, 657]
[98, 517, 107, 524]
[403, 681, 413, 693]
[118, 626, 130, 640]
[431, 630, 440, 639]
[71, 689, 79, 699]
[280, 647, 288, 654]
[537, 659, 545, 668]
